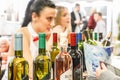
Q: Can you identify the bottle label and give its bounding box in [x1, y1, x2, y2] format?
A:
[60, 68, 72, 80]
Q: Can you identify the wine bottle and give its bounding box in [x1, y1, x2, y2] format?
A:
[78, 32, 86, 72]
[49, 33, 59, 79]
[8, 33, 29, 80]
[99, 32, 103, 41]
[33, 33, 51, 80]
[69, 32, 82, 80]
[54, 33, 72, 80]
[101, 32, 112, 46]
[94, 32, 98, 41]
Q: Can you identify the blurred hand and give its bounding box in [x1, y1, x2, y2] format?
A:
[96, 62, 107, 79]
[74, 20, 82, 25]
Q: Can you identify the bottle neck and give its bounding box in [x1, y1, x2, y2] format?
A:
[15, 51, 23, 58]
[15, 33, 23, 58]
[53, 42, 57, 47]
[94, 32, 98, 41]
[39, 48, 46, 55]
[53, 33, 57, 47]
[106, 32, 112, 40]
[71, 46, 77, 49]
[60, 45, 67, 52]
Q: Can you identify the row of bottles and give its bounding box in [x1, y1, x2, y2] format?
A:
[83, 30, 112, 47]
[7, 30, 112, 80]
[8, 32, 84, 80]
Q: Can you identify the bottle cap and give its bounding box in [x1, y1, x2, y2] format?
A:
[39, 33, 46, 48]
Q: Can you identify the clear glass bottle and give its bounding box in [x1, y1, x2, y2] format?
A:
[8, 33, 29, 80]
[54, 33, 72, 80]
[33, 33, 51, 80]
[50, 33, 59, 79]
[69, 32, 82, 80]
[101, 32, 112, 46]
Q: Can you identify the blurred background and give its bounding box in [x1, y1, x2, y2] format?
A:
[0, 0, 120, 53]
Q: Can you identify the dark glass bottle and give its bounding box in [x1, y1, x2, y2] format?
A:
[50, 33, 59, 79]
[54, 33, 72, 80]
[101, 32, 112, 46]
[99, 32, 103, 41]
[8, 33, 29, 80]
[68, 32, 82, 80]
[33, 33, 51, 80]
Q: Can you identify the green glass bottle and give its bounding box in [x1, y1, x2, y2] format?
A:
[50, 33, 59, 79]
[8, 33, 29, 80]
[33, 33, 51, 80]
[94, 32, 98, 41]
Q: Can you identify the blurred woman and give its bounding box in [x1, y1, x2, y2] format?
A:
[48, 6, 71, 49]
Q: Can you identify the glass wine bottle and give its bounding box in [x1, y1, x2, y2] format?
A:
[54, 33, 72, 80]
[50, 33, 59, 79]
[101, 32, 112, 46]
[99, 32, 103, 41]
[8, 33, 29, 80]
[69, 32, 82, 80]
[33, 33, 51, 80]
[94, 32, 98, 41]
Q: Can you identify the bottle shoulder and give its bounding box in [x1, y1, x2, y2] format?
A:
[35, 55, 50, 61]
[55, 52, 72, 61]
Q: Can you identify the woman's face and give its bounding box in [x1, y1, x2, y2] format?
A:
[60, 8, 70, 28]
[32, 7, 56, 39]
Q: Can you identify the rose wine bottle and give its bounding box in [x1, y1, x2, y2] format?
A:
[54, 33, 72, 80]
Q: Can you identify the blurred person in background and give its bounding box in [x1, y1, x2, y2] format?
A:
[80, 16, 88, 32]
[94, 12, 106, 38]
[48, 6, 71, 49]
[96, 62, 120, 80]
[71, 3, 82, 32]
[0, 36, 10, 78]
[87, 7, 96, 31]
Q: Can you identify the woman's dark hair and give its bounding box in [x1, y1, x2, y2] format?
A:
[22, 0, 34, 27]
[30, 0, 56, 15]
[22, 0, 56, 27]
